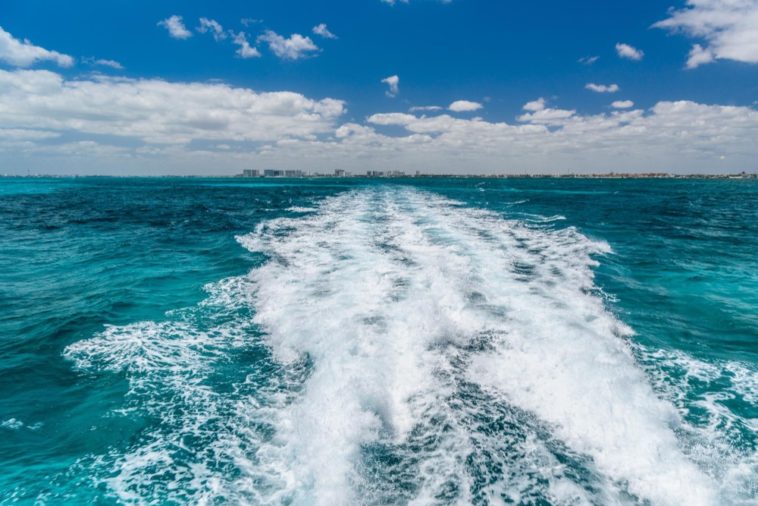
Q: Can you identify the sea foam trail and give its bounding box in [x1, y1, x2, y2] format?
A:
[64, 187, 751, 505]
[238, 188, 715, 505]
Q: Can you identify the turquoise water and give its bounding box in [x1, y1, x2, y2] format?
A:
[0, 177, 755, 505]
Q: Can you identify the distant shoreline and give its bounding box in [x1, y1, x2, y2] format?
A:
[2, 172, 756, 180]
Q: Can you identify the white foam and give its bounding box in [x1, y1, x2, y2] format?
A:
[632, 347, 758, 504]
[1, 418, 24, 430]
[64, 186, 750, 505]
[237, 187, 721, 505]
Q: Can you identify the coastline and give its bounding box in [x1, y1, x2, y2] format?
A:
[2, 172, 757, 180]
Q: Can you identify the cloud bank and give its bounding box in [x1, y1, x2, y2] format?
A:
[0, 70, 755, 175]
[0, 70, 344, 145]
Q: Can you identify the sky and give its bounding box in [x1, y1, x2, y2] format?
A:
[1, 0, 757, 175]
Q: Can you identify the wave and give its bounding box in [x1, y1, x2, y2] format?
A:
[64, 187, 755, 505]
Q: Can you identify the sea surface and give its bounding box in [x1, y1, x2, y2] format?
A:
[0, 177, 756, 505]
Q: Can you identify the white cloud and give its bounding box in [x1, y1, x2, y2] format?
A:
[381, 75, 400, 97]
[654, 0, 758, 67]
[522, 97, 546, 112]
[611, 100, 635, 109]
[449, 100, 483, 112]
[158, 15, 192, 40]
[686, 43, 715, 68]
[585, 83, 620, 93]
[616, 42, 644, 60]
[313, 23, 337, 39]
[253, 100, 757, 175]
[83, 58, 123, 70]
[0, 26, 74, 68]
[578, 55, 599, 65]
[410, 105, 443, 112]
[2, 69, 756, 175]
[94, 59, 123, 70]
[232, 32, 261, 59]
[347, 101, 758, 172]
[258, 31, 319, 60]
[368, 113, 417, 126]
[197, 18, 226, 41]
[0, 69, 344, 145]
[518, 107, 576, 124]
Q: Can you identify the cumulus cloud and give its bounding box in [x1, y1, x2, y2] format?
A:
[522, 97, 546, 112]
[0, 69, 344, 145]
[654, 0, 758, 67]
[611, 100, 635, 109]
[158, 15, 193, 40]
[519, 98, 576, 124]
[1, 69, 756, 175]
[449, 100, 483, 112]
[197, 18, 226, 41]
[616, 42, 644, 60]
[381, 75, 400, 97]
[232, 32, 261, 59]
[586, 83, 619, 93]
[313, 23, 337, 39]
[0, 26, 74, 68]
[356, 101, 756, 171]
[258, 30, 319, 60]
[252, 100, 757, 176]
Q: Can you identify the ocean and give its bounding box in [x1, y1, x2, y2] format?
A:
[0, 177, 755, 505]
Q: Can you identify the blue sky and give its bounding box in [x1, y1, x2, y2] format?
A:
[1, 0, 757, 174]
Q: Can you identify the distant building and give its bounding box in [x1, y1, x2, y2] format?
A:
[263, 169, 283, 177]
[284, 169, 305, 177]
[334, 169, 346, 177]
[366, 170, 384, 177]
[242, 169, 259, 177]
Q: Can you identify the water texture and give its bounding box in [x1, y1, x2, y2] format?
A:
[0, 177, 755, 505]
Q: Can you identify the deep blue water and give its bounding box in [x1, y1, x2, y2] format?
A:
[0, 177, 755, 505]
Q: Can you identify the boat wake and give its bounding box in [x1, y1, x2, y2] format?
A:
[64, 187, 755, 505]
